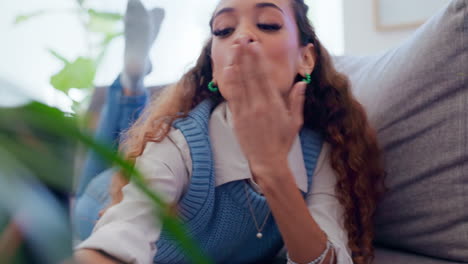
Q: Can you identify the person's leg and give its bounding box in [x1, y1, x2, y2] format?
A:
[73, 79, 148, 241]
[75, 1, 164, 197]
[121, 0, 165, 95]
[73, 168, 115, 240]
[75, 77, 148, 198]
[73, 0, 164, 241]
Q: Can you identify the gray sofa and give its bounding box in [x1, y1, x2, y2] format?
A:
[333, 0, 467, 263]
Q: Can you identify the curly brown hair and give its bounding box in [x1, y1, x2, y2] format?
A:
[292, 1, 388, 263]
[111, 1, 388, 263]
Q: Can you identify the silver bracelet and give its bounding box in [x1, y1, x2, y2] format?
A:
[286, 240, 333, 264]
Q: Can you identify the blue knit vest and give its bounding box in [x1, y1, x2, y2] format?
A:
[154, 99, 324, 264]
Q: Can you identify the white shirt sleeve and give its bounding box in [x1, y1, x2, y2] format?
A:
[75, 129, 190, 264]
[305, 143, 354, 264]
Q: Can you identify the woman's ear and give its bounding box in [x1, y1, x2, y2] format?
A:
[298, 43, 316, 75]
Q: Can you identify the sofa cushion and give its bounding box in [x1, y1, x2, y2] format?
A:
[373, 247, 464, 264]
[333, 0, 467, 262]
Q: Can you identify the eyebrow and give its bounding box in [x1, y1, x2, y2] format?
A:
[212, 2, 284, 21]
[256, 2, 284, 13]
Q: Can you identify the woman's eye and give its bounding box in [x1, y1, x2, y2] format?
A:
[213, 28, 234, 37]
[257, 23, 282, 31]
[212, 24, 281, 37]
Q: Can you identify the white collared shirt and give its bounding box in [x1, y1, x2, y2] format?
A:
[76, 102, 353, 264]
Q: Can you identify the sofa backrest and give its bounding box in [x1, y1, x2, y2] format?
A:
[333, 0, 467, 262]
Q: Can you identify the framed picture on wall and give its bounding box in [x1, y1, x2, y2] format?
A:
[374, 0, 450, 31]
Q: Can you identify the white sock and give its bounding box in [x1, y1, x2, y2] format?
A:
[121, 0, 165, 94]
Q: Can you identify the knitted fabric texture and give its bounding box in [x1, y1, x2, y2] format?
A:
[154, 99, 324, 263]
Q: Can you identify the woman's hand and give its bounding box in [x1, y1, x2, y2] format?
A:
[219, 39, 307, 183]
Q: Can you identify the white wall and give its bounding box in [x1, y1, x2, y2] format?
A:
[0, 0, 87, 107]
[342, 0, 414, 55]
[341, 0, 448, 56]
[0, 0, 219, 109]
[306, 0, 344, 56]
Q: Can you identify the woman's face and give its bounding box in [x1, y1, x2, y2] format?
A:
[210, 0, 315, 99]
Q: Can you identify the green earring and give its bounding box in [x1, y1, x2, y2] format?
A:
[208, 81, 218, 92]
[302, 73, 311, 84]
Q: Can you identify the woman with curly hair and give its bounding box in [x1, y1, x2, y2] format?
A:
[75, 0, 387, 263]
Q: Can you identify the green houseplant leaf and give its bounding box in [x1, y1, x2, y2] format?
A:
[87, 9, 123, 21]
[87, 9, 123, 34]
[50, 56, 97, 93]
[14, 11, 47, 25]
[0, 102, 213, 264]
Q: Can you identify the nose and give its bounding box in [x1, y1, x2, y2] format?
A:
[234, 35, 255, 45]
[233, 23, 258, 45]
